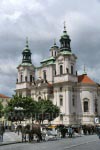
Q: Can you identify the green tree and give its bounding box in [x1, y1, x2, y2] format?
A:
[0, 102, 3, 117]
[5, 95, 60, 124]
[5, 95, 37, 122]
[37, 99, 60, 123]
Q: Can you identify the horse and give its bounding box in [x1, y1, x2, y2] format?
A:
[21, 124, 42, 142]
[16, 124, 23, 135]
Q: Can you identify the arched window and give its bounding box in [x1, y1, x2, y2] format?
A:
[30, 75, 32, 82]
[72, 98, 75, 106]
[60, 98, 63, 106]
[21, 75, 23, 82]
[43, 70, 46, 80]
[55, 70, 56, 76]
[60, 65, 63, 75]
[95, 99, 98, 113]
[55, 51, 56, 57]
[38, 96, 41, 101]
[83, 100, 89, 112]
[25, 76, 27, 82]
[71, 66, 73, 74]
[60, 87, 62, 92]
[52, 51, 53, 56]
[66, 68, 69, 74]
[76, 71, 77, 76]
[61, 42, 63, 47]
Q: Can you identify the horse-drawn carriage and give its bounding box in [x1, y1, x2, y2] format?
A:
[16, 124, 59, 142]
[16, 124, 42, 142]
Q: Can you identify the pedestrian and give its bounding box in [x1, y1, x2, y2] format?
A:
[60, 127, 67, 138]
[97, 128, 100, 139]
[68, 126, 73, 138]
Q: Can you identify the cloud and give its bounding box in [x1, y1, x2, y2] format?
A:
[0, 0, 100, 96]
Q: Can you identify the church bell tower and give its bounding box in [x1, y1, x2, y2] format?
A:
[60, 22, 71, 52]
[16, 38, 35, 97]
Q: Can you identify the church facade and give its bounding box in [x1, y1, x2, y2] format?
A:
[16, 25, 100, 125]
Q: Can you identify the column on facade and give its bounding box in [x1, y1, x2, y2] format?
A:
[65, 89, 71, 115]
[90, 92, 95, 115]
[53, 89, 57, 106]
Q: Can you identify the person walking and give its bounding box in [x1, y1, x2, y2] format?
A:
[97, 128, 100, 139]
[68, 126, 73, 138]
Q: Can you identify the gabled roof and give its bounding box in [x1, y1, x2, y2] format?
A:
[78, 74, 96, 84]
[0, 94, 10, 98]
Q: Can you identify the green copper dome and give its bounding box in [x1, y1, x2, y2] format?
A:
[60, 23, 71, 52]
[22, 38, 32, 64]
[51, 39, 59, 49]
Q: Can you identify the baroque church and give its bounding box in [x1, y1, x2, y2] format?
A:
[16, 24, 100, 125]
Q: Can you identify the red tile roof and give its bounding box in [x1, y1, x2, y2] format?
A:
[78, 74, 96, 84]
[0, 94, 10, 98]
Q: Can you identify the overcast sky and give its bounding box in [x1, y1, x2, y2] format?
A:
[0, 0, 100, 97]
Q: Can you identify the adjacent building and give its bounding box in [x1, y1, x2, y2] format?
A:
[0, 94, 10, 107]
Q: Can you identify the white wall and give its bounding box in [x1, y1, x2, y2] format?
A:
[37, 65, 55, 83]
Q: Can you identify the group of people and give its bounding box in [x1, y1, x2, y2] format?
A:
[60, 125, 98, 138]
[1, 123, 100, 142]
[57, 126, 74, 138]
[82, 126, 96, 135]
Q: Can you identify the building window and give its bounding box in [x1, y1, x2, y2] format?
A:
[25, 76, 27, 82]
[55, 70, 56, 76]
[71, 66, 73, 74]
[30, 75, 32, 82]
[61, 42, 64, 47]
[43, 70, 46, 80]
[52, 51, 53, 56]
[60, 65, 63, 75]
[72, 87, 74, 92]
[60, 87, 62, 92]
[66, 68, 69, 73]
[76, 71, 77, 76]
[38, 97, 41, 101]
[60, 98, 63, 106]
[95, 99, 98, 113]
[21, 75, 23, 82]
[72, 98, 75, 106]
[55, 51, 56, 57]
[84, 101, 89, 112]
